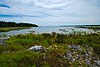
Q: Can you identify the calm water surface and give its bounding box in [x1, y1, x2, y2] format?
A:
[0, 26, 100, 36]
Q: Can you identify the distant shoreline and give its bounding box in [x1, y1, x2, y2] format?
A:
[75, 25, 100, 30]
[0, 27, 31, 32]
[60, 25, 100, 30]
[0, 21, 38, 32]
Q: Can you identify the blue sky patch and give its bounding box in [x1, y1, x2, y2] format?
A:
[0, 14, 43, 18]
[0, 4, 10, 8]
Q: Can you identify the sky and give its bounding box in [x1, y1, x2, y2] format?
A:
[0, 0, 100, 26]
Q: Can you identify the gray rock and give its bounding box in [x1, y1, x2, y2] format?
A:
[67, 53, 74, 62]
[0, 37, 10, 46]
[29, 46, 46, 51]
[85, 59, 91, 65]
[68, 45, 80, 50]
[0, 37, 10, 39]
[71, 58, 75, 63]
[0, 39, 6, 46]
[95, 60, 100, 66]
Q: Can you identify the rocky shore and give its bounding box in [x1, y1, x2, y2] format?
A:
[66, 45, 100, 67]
[29, 44, 100, 67]
[0, 37, 10, 46]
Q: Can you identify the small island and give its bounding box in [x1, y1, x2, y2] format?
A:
[0, 21, 38, 32]
[75, 25, 100, 30]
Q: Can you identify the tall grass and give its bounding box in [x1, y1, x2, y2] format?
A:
[0, 32, 100, 66]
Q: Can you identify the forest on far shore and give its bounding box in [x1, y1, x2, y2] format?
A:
[0, 21, 38, 27]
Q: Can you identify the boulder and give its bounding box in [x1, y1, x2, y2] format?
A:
[29, 45, 46, 52]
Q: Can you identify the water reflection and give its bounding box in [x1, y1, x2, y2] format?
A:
[0, 26, 100, 36]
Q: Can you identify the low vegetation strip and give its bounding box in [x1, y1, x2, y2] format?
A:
[76, 25, 100, 30]
[0, 32, 100, 67]
[0, 27, 30, 32]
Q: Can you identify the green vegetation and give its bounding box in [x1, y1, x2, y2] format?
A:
[0, 21, 38, 27]
[0, 21, 38, 32]
[0, 27, 30, 32]
[0, 32, 100, 67]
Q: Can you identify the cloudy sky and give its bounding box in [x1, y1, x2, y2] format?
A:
[0, 0, 100, 26]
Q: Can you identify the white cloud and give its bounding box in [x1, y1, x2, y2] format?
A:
[0, 0, 100, 25]
[33, 0, 74, 9]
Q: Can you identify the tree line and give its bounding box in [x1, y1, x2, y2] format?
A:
[0, 21, 38, 27]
